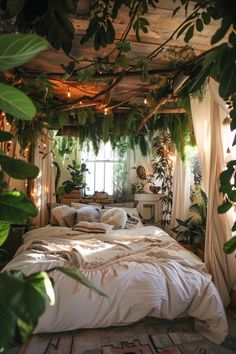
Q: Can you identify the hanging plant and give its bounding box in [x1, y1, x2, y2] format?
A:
[55, 136, 75, 157]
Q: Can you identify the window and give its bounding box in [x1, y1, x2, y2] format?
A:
[80, 142, 127, 196]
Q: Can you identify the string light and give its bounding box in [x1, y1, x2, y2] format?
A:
[104, 107, 108, 115]
[79, 100, 83, 105]
[67, 86, 71, 99]
[144, 97, 148, 105]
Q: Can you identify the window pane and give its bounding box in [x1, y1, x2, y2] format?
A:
[94, 162, 105, 192]
[105, 162, 114, 195]
[85, 162, 94, 195]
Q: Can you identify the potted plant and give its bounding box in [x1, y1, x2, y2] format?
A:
[56, 160, 88, 199]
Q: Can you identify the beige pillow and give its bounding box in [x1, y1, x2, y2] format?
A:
[73, 221, 114, 233]
[75, 206, 100, 224]
[100, 208, 127, 229]
[51, 205, 72, 227]
[63, 207, 78, 227]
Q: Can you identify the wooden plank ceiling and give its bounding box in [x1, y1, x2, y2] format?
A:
[25, 0, 219, 110]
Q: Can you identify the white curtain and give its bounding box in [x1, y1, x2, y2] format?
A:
[190, 79, 236, 306]
[171, 152, 191, 228]
[31, 136, 56, 226]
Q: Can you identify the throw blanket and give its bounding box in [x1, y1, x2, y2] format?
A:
[17, 226, 208, 275]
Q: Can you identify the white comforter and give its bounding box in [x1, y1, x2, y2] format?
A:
[4, 225, 228, 344]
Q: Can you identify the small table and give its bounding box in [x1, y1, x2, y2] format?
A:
[135, 193, 162, 224]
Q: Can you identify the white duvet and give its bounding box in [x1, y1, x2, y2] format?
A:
[3, 225, 228, 344]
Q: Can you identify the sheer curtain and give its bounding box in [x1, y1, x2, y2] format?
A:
[31, 136, 56, 226]
[171, 152, 191, 228]
[190, 79, 236, 306]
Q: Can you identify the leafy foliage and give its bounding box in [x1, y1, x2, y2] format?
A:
[0, 0, 77, 54]
[57, 160, 88, 195]
[152, 132, 175, 228]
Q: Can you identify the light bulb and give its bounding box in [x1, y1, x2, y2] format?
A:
[144, 98, 148, 105]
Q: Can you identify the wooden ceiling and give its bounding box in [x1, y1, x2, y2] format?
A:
[25, 0, 219, 109]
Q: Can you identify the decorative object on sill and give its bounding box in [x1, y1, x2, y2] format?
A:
[132, 165, 155, 194]
[149, 185, 161, 194]
[93, 191, 109, 200]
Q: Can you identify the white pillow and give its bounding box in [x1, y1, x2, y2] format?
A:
[103, 206, 143, 229]
[75, 206, 100, 223]
[100, 208, 127, 229]
[71, 202, 102, 212]
[51, 205, 73, 227]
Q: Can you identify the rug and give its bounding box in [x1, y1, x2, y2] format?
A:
[19, 317, 235, 354]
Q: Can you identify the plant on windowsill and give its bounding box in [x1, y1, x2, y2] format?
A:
[56, 160, 88, 199]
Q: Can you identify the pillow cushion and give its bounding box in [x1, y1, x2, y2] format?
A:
[63, 207, 78, 227]
[75, 206, 101, 223]
[100, 207, 127, 229]
[51, 205, 73, 227]
[125, 212, 143, 229]
[73, 221, 114, 234]
[71, 202, 102, 212]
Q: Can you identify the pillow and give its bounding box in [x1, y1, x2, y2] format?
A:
[100, 207, 127, 229]
[73, 221, 114, 234]
[75, 206, 101, 224]
[126, 212, 143, 229]
[71, 202, 102, 212]
[51, 205, 73, 227]
[63, 207, 78, 227]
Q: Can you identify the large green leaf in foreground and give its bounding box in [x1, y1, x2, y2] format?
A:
[0, 34, 48, 72]
[0, 192, 37, 223]
[0, 83, 36, 120]
[0, 155, 39, 179]
[0, 222, 10, 247]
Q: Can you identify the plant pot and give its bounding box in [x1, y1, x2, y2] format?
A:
[63, 189, 82, 200]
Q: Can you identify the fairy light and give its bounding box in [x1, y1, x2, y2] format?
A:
[144, 97, 148, 105]
[67, 86, 71, 99]
[79, 100, 83, 105]
[104, 107, 108, 115]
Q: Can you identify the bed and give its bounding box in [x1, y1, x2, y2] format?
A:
[3, 204, 228, 345]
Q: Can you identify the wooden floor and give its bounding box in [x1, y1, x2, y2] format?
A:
[4, 314, 236, 354]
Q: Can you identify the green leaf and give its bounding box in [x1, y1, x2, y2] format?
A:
[0, 299, 16, 350]
[57, 267, 107, 297]
[184, 24, 194, 43]
[196, 18, 204, 32]
[0, 131, 13, 142]
[0, 83, 36, 120]
[0, 156, 39, 179]
[202, 11, 210, 25]
[172, 6, 180, 17]
[217, 200, 233, 214]
[232, 221, 236, 232]
[0, 34, 48, 72]
[219, 61, 236, 98]
[0, 222, 10, 247]
[115, 41, 132, 53]
[0, 192, 37, 223]
[115, 54, 130, 69]
[106, 20, 115, 44]
[176, 22, 192, 39]
[224, 236, 236, 254]
[211, 17, 231, 45]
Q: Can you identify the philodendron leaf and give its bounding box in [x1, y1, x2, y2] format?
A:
[0, 156, 39, 179]
[217, 200, 233, 214]
[0, 34, 48, 72]
[0, 83, 36, 120]
[57, 267, 107, 298]
[0, 131, 13, 142]
[0, 299, 16, 350]
[0, 221, 10, 247]
[224, 236, 236, 254]
[0, 191, 37, 223]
